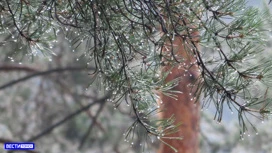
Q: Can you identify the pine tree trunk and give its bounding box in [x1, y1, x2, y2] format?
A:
[158, 35, 200, 153]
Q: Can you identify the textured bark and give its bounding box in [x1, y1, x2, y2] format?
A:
[158, 36, 200, 153]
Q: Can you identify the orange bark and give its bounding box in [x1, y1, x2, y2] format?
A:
[158, 36, 200, 153]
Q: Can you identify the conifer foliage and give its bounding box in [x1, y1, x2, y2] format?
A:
[0, 0, 272, 151]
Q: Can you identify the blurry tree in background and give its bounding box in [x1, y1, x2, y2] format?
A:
[0, 0, 272, 153]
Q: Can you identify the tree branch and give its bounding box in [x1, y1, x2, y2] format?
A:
[0, 66, 95, 90]
[0, 64, 38, 72]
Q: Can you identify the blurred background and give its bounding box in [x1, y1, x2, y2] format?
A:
[0, 1, 272, 153]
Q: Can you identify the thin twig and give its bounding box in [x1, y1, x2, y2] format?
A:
[26, 94, 110, 142]
[78, 100, 106, 149]
[53, 79, 106, 132]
